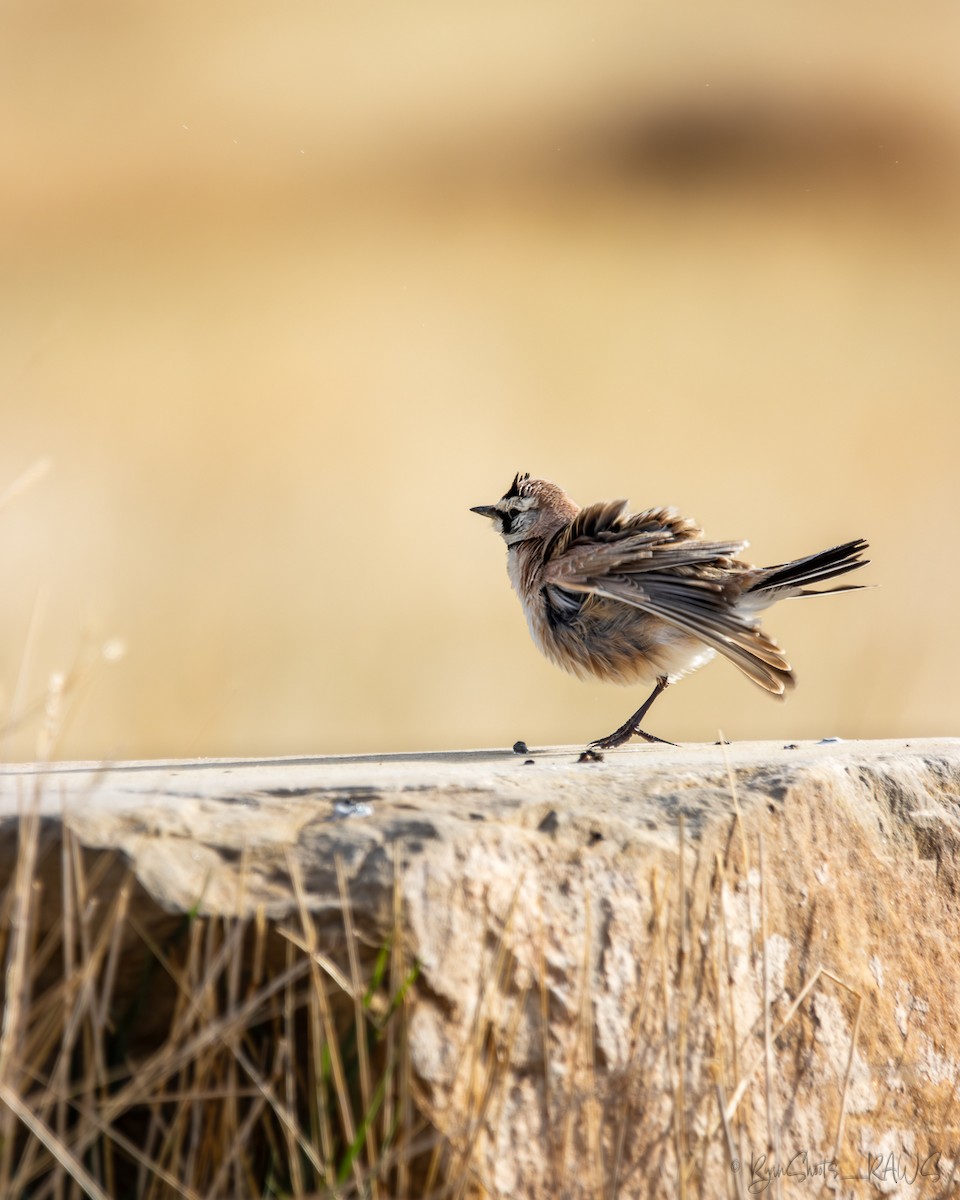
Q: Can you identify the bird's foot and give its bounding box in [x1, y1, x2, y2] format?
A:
[589, 725, 676, 751]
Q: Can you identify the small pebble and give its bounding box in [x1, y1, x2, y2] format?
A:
[784, 743, 799, 750]
[513, 740, 529, 755]
[334, 801, 374, 818]
[524, 758, 536, 766]
[577, 748, 604, 764]
[818, 737, 843, 745]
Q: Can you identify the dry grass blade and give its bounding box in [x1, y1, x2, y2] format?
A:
[578, 893, 603, 1200]
[650, 869, 683, 1189]
[0, 1080, 111, 1200]
[452, 982, 532, 1200]
[534, 921, 560, 1198]
[715, 850, 744, 1125]
[286, 850, 362, 1193]
[716, 964, 863, 1140]
[277, 926, 355, 996]
[719, 736, 756, 973]
[0, 788, 43, 1193]
[675, 815, 688, 1200]
[609, 896, 658, 1198]
[283, 936, 306, 1197]
[36, 1093, 204, 1200]
[390, 840, 414, 1200]
[714, 1081, 747, 1200]
[335, 854, 380, 1197]
[831, 985, 863, 1166]
[306, 1126, 443, 1200]
[201, 1083, 270, 1200]
[758, 834, 775, 1161]
[231, 1025, 327, 1178]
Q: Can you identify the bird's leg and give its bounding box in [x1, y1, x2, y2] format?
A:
[589, 676, 675, 750]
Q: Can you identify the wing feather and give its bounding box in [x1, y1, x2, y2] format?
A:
[543, 516, 794, 694]
[569, 577, 793, 693]
[548, 501, 703, 557]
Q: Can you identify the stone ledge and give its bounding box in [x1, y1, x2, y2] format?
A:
[3, 738, 956, 911]
[2, 738, 959, 1197]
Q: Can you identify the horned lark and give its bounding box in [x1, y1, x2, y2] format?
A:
[471, 473, 869, 749]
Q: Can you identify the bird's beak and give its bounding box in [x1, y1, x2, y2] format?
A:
[470, 504, 498, 520]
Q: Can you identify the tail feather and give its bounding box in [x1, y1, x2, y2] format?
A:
[752, 538, 870, 597]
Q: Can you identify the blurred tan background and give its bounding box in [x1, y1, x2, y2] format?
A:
[2, 1, 958, 761]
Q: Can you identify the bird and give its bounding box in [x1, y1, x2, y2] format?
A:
[470, 473, 870, 750]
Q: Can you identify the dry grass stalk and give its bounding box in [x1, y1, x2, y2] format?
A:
[335, 854, 380, 1198]
[390, 840, 417, 1200]
[0, 1080, 111, 1200]
[608, 898, 658, 1197]
[0, 781, 43, 1189]
[675, 814, 689, 1200]
[287, 851, 362, 1193]
[758, 833, 776, 1163]
[578, 893, 603, 1200]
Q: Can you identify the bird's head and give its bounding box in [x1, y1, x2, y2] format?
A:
[470, 472, 579, 545]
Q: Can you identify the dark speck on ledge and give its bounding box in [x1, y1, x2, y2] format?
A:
[513, 740, 529, 755]
[537, 810, 559, 834]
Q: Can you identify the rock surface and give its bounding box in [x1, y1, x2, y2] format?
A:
[2, 738, 959, 1197]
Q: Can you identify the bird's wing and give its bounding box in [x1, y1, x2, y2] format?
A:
[548, 501, 700, 553]
[543, 504, 794, 694]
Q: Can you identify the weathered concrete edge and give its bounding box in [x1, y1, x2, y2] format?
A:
[1, 737, 958, 923]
